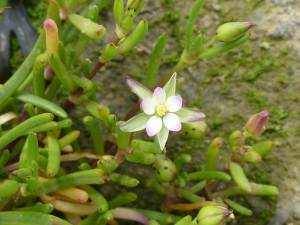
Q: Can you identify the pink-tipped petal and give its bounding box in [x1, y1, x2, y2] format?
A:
[165, 96, 182, 112]
[156, 125, 169, 150]
[163, 113, 181, 131]
[119, 113, 151, 132]
[142, 98, 156, 115]
[146, 116, 162, 136]
[126, 76, 152, 99]
[175, 107, 205, 123]
[152, 87, 166, 104]
[163, 72, 177, 98]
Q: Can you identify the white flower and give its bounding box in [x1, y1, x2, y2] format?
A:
[120, 73, 205, 150]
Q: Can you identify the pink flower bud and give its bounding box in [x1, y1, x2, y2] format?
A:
[44, 63, 55, 80]
[245, 110, 269, 135]
[44, 19, 59, 54]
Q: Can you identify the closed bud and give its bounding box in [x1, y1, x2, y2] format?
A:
[126, 149, 155, 165]
[44, 19, 59, 54]
[216, 22, 254, 42]
[152, 155, 177, 183]
[131, 139, 162, 154]
[244, 110, 269, 135]
[181, 121, 208, 140]
[197, 205, 234, 225]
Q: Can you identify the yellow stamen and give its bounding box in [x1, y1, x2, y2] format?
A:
[156, 103, 169, 117]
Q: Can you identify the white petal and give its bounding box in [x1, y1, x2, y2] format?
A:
[119, 113, 151, 132]
[126, 76, 152, 99]
[175, 107, 205, 123]
[156, 125, 169, 150]
[165, 96, 182, 112]
[163, 113, 181, 132]
[163, 72, 177, 99]
[142, 98, 156, 115]
[152, 87, 166, 105]
[146, 116, 162, 137]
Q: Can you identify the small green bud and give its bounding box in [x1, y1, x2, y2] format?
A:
[126, 149, 155, 165]
[131, 139, 162, 154]
[197, 205, 234, 225]
[244, 110, 269, 136]
[216, 22, 254, 42]
[181, 121, 208, 140]
[68, 14, 106, 39]
[152, 155, 177, 183]
[79, 162, 91, 171]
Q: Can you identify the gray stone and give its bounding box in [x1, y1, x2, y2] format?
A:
[268, 208, 290, 225]
[292, 202, 300, 220]
[293, 183, 300, 193]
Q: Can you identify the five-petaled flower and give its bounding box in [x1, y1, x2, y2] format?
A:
[119, 73, 205, 150]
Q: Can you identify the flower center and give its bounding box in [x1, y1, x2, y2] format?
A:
[156, 103, 168, 117]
